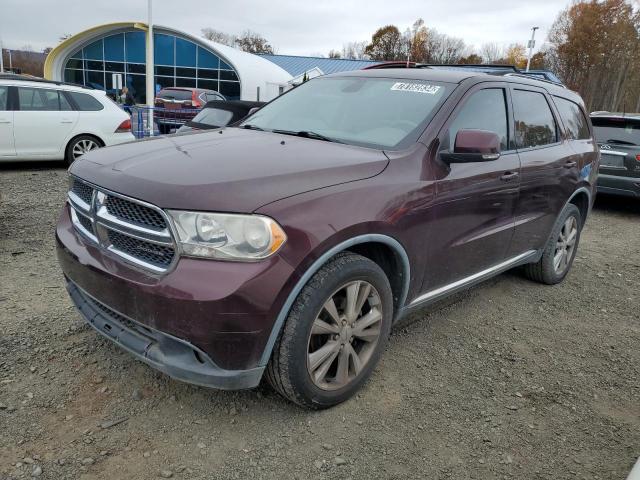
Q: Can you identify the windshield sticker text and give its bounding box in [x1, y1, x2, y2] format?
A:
[390, 83, 441, 95]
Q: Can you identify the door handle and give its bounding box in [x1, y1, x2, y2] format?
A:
[564, 161, 577, 168]
[0, 120, 11, 124]
[500, 171, 519, 181]
[61, 120, 74, 124]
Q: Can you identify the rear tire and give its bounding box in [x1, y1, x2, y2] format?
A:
[523, 203, 582, 285]
[266, 252, 393, 409]
[65, 135, 102, 165]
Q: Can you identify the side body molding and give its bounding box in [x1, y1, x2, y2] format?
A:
[258, 234, 410, 367]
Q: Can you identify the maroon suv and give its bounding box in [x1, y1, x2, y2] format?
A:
[56, 69, 599, 408]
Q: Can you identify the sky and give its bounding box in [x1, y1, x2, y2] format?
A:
[0, 0, 572, 56]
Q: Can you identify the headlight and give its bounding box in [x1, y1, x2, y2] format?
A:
[167, 211, 287, 261]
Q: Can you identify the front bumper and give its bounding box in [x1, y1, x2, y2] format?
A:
[67, 280, 264, 389]
[56, 204, 295, 388]
[597, 173, 640, 198]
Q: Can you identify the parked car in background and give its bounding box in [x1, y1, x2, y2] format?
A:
[0, 74, 134, 164]
[154, 87, 225, 134]
[57, 68, 598, 408]
[591, 112, 640, 198]
[177, 100, 264, 133]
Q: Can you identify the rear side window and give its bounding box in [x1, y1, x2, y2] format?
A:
[554, 97, 590, 140]
[59, 92, 74, 111]
[68, 92, 104, 111]
[0, 86, 8, 110]
[591, 117, 640, 146]
[512, 90, 558, 148]
[17, 87, 61, 111]
[448, 88, 509, 151]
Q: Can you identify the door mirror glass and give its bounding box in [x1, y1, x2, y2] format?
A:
[442, 129, 502, 164]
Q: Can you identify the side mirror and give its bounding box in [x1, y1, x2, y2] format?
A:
[441, 129, 501, 164]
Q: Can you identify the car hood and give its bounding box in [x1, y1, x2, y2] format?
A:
[70, 128, 389, 212]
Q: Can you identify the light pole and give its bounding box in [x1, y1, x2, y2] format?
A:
[0, 38, 4, 73]
[525, 26, 539, 72]
[145, 0, 155, 136]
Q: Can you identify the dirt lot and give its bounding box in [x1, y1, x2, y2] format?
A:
[0, 162, 638, 480]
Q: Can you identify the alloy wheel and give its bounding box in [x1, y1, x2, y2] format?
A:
[72, 139, 99, 159]
[553, 216, 578, 274]
[306, 280, 383, 391]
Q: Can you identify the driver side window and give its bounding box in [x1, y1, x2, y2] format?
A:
[448, 88, 509, 151]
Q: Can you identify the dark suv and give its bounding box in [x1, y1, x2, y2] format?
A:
[591, 112, 640, 197]
[56, 69, 599, 408]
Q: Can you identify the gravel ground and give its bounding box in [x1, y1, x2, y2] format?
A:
[1, 162, 638, 480]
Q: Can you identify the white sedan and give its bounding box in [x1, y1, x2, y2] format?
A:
[0, 75, 135, 164]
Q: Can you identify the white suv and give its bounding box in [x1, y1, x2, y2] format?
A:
[0, 75, 135, 164]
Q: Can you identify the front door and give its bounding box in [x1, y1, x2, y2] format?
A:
[13, 86, 78, 157]
[425, 84, 520, 291]
[0, 86, 15, 157]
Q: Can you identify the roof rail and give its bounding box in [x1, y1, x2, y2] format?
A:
[0, 73, 93, 90]
[503, 72, 565, 87]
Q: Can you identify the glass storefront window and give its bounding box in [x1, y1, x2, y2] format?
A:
[197, 47, 219, 69]
[104, 34, 125, 62]
[125, 32, 145, 63]
[64, 31, 240, 103]
[176, 38, 196, 67]
[154, 33, 174, 66]
[84, 40, 103, 60]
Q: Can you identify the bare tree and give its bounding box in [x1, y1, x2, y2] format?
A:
[201, 28, 236, 47]
[426, 30, 466, 64]
[235, 30, 274, 54]
[480, 42, 504, 63]
[342, 41, 368, 60]
[327, 49, 341, 59]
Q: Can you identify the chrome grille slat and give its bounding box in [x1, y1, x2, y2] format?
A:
[68, 177, 177, 274]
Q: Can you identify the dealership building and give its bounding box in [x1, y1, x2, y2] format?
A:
[44, 22, 378, 104]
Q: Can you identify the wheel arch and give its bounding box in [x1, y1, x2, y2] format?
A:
[65, 133, 105, 153]
[258, 234, 410, 367]
[567, 187, 591, 225]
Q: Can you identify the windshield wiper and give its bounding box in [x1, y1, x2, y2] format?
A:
[605, 138, 637, 146]
[242, 124, 264, 131]
[272, 129, 344, 144]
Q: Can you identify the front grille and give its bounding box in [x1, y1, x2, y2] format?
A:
[72, 179, 94, 206]
[77, 212, 93, 233]
[108, 230, 175, 269]
[68, 177, 176, 273]
[82, 290, 152, 335]
[105, 196, 166, 230]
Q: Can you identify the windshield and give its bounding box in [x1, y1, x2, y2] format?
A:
[592, 117, 640, 145]
[240, 76, 452, 149]
[190, 108, 234, 127]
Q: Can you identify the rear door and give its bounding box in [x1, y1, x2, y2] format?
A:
[426, 83, 520, 289]
[592, 116, 640, 179]
[508, 87, 579, 255]
[13, 86, 79, 157]
[0, 85, 15, 157]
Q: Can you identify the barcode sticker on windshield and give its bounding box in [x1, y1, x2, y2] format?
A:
[390, 83, 441, 94]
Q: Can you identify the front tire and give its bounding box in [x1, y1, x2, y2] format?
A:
[266, 252, 393, 409]
[523, 203, 582, 285]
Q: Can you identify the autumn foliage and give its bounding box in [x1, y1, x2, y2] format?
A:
[547, 0, 640, 112]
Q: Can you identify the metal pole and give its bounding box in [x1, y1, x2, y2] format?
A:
[525, 26, 539, 72]
[8, 50, 12, 71]
[145, 0, 155, 136]
[0, 38, 4, 73]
